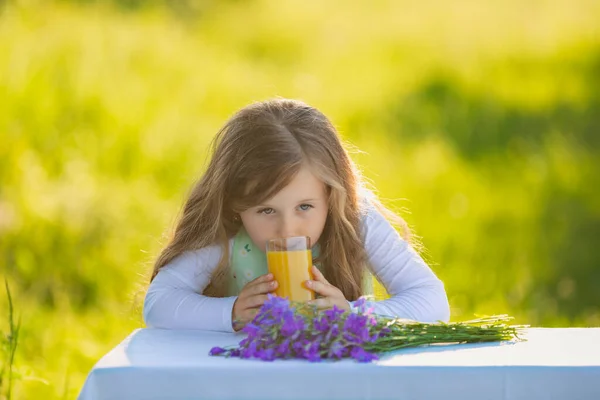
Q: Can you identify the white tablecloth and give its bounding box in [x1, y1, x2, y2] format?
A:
[78, 328, 600, 400]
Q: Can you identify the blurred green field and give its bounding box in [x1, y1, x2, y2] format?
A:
[1, 0, 599, 398]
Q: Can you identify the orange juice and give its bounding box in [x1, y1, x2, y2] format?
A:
[267, 250, 314, 302]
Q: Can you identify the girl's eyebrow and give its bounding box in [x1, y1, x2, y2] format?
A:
[256, 199, 318, 208]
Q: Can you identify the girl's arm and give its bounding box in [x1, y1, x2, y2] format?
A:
[359, 204, 451, 323]
[143, 243, 238, 332]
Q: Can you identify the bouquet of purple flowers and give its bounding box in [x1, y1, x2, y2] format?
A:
[210, 295, 525, 363]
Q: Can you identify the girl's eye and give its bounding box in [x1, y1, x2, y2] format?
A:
[299, 204, 313, 211]
[258, 208, 275, 215]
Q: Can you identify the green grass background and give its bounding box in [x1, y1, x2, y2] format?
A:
[1, 0, 599, 397]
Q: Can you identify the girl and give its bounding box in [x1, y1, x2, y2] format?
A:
[143, 98, 450, 332]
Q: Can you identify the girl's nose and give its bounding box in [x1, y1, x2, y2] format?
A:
[279, 217, 300, 238]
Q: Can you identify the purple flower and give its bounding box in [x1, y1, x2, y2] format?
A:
[354, 297, 366, 311]
[350, 347, 379, 363]
[242, 323, 261, 339]
[324, 305, 345, 322]
[263, 336, 277, 348]
[276, 339, 291, 357]
[292, 338, 310, 357]
[344, 313, 365, 330]
[330, 324, 340, 337]
[257, 348, 276, 361]
[368, 333, 379, 342]
[209, 292, 385, 363]
[295, 315, 306, 330]
[209, 346, 226, 356]
[328, 341, 345, 359]
[263, 294, 291, 318]
[256, 314, 278, 327]
[379, 327, 391, 337]
[344, 313, 370, 344]
[302, 340, 322, 362]
[281, 314, 305, 337]
[240, 340, 258, 359]
[281, 316, 298, 337]
[313, 316, 330, 333]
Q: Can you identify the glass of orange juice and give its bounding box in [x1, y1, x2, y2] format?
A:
[266, 236, 314, 302]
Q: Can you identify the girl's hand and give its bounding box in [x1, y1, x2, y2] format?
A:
[306, 265, 350, 312]
[232, 273, 278, 331]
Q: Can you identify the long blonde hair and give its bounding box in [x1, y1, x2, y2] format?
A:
[150, 98, 411, 301]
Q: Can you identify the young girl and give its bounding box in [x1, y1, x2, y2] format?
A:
[143, 98, 450, 332]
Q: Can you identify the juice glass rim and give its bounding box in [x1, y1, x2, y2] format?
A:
[266, 236, 311, 251]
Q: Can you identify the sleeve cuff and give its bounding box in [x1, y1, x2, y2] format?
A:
[222, 296, 238, 333]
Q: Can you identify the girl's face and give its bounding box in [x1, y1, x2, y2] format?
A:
[239, 165, 329, 252]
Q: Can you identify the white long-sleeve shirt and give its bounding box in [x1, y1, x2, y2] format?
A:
[143, 205, 450, 332]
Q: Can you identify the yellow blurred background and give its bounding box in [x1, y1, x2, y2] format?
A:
[1, 0, 599, 398]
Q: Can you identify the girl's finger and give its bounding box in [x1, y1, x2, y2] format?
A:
[244, 280, 277, 297]
[305, 279, 337, 297]
[248, 273, 273, 286]
[311, 265, 330, 285]
[307, 297, 332, 310]
[240, 278, 277, 299]
[244, 294, 269, 309]
[243, 309, 259, 322]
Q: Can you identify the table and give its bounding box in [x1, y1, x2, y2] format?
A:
[78, 328, 600, 400]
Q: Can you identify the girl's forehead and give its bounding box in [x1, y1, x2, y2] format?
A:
[244, 165, 327, 204]
[268, 168, 326, 199]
